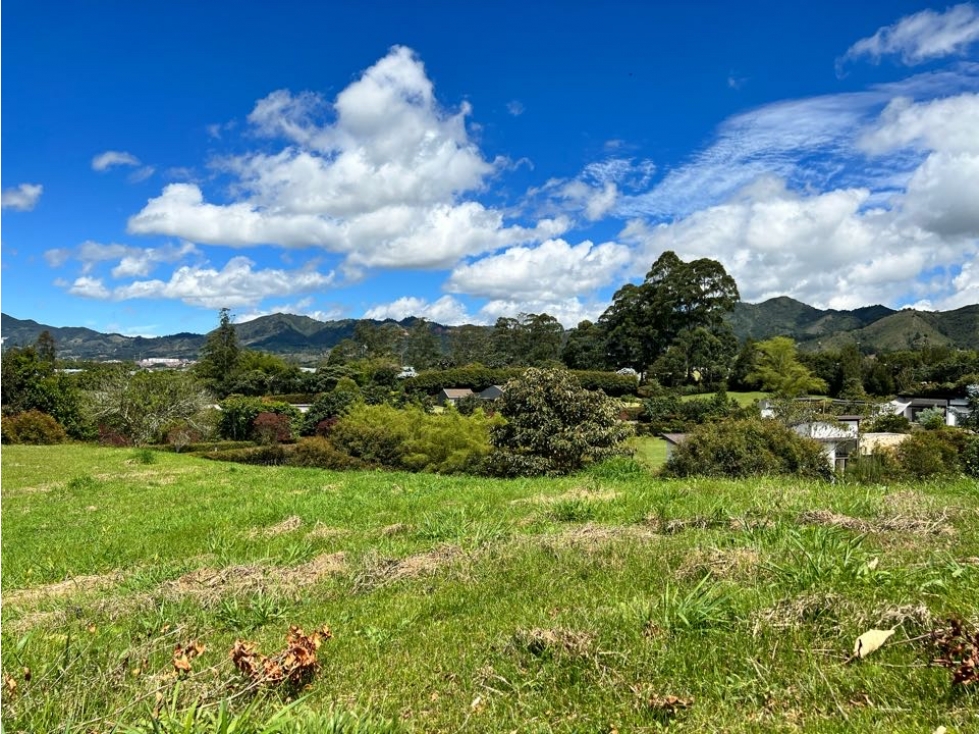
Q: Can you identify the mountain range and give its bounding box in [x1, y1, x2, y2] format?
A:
[2, 298, 977, 363]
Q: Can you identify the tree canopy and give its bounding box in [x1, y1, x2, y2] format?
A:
[600, 251, 740, 375]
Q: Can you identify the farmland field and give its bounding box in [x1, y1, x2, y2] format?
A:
[1, 444, 977, 732]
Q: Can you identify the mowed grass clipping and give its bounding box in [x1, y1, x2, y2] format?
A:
[1, 444, 977, 733]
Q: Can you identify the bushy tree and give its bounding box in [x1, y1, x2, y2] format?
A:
[1, 331, 85, 437]
[600, 251, 739, 374]
[661, 418, 832, 480]
[561, 319, 608, 371]
[85, 370, 213, 446]
[300, 387, 358, 436]
[195, 309, 241, 397]
[485, 368, 631, 476]
[748, 337, 828, 399]
[896, 429, 968, 480]
[863, 413, 912, 433]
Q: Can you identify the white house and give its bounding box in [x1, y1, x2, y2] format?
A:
[792, 420, 859, 472]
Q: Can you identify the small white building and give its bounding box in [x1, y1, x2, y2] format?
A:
[792, 420, 859, 472]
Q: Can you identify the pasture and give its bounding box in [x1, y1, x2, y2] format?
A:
[1, 444, 977, 732]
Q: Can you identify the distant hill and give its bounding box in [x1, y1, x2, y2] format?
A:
[728, 297, 978, 351]
[2, 297, 977, 361]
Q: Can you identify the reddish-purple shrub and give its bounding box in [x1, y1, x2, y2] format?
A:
[253, 412, 293, 445]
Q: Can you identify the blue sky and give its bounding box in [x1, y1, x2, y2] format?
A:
[3, 1, 978, 336]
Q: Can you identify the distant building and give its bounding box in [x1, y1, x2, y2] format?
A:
[438, 388, 473, 406]
[478, 385, 505, 400]
[137, 358, 194, 369]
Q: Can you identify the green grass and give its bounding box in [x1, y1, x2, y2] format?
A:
[681, 390, 769, 406]
[628, 435, 669, 468]
[2, 444, 978, 732]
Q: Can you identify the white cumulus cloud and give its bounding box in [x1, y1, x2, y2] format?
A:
[127, 46, 567, 274]
[363, 295, 471, 324]
[111, 256, 336, 308]
[1, 183, 43, 211]
[446, 238, 631, 301]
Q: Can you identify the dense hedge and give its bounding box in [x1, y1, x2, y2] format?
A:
[404, 365, 639, 397]
[404, 365, 522, 393]
[661, 418, 832, 480]
[217, 397, 301, 441]
[329, 403, 499, 474]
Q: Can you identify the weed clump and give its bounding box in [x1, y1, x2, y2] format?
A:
[231, 624, 332, 690]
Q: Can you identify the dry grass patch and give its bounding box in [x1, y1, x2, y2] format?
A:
[2, 571, 124, 608]
[798, 508, 954, 535]
[752, 592, 855, 634]
[379, 522, 412, 536]
[542, 523, 661, 552]
[281, 552, 347, 587]
[353, 545, 464, 592]
[307, 522, 352, 539]
[247, 515, 303, 539]
[677, 546, 762, 581]
[165, 553, 348, 602]
[509, 627, 596, 658]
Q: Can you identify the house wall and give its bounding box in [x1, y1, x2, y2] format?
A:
[860, 432, 909, 455]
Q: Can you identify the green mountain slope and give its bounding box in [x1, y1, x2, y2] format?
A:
[3, 299, 977, 361]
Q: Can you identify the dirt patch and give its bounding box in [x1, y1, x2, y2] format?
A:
[2, 571, 124, 608]
[353, 545, 463, 592]
[677, 547, 762, 581]
[247, 515, 303, 538]
[798, 508, 954, 535]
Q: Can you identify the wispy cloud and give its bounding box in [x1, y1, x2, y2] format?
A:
[841, 3, 979, 68]
[506, 100, 525, 116]
[92, 150, 141, 171]
[618, 65, 979, 220]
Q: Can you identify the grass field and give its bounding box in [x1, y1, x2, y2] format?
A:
[2, 444, 977, 732]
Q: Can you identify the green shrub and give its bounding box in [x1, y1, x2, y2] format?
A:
[486, 368, 631, 477]
[330, 403, 412, 467]
[962, 436, 979, 479]
[401, 407, 497, 474]
[863, 413, 912, 433]
[217, 397, 300, 441]
[1, 410, 68, 445]
[896, 430, 964, 479]
[289, 437, 366, 470]
[330, 404, 496, 473]
[916, 406, 947, 431]
[300, 389, 357, 436]
[843, 451, 899, 484]
[661, 418, 832, 480]
[196, 445, 287, 466]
